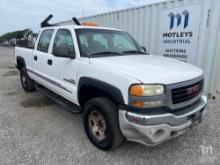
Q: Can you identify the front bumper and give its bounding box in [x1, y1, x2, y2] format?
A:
[119, 95, 207, 146]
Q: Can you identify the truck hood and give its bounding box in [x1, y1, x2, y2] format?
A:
[89, 55, 203, 85]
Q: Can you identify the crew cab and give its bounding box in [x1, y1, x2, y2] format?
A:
[15, 22, 207, 150]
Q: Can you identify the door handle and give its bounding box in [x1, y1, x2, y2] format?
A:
[47, 59, 52, 65]
[34, 56, 37, 61]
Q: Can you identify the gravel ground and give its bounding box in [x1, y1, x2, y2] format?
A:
[0, 46, 220, 165]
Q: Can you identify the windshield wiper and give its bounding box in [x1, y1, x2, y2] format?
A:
[122, 50, 145, 54]
[90, 51, 122, 57]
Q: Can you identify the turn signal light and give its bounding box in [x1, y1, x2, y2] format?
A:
[132, 101, 144, 107]
[129, 85, 143, 96]
[132, 100, 164, 108]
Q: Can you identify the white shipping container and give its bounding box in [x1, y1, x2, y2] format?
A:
[60, 0, 220, 97]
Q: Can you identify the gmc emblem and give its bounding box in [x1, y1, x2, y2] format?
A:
[186, 85, 200, 95]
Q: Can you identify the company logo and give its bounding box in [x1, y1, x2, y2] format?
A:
[186, 84, 200, 95]
[168, 10, 189, 29]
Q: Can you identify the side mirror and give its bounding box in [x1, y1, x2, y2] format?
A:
[141, 46, 147, 54]
[53, 46, 75, 59]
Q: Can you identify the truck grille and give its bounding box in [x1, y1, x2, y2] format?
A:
[171, 80, 204, 104]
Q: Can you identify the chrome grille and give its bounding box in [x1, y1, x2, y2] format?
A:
[171, 80, 204, 104]
[166, 76, 204, 110]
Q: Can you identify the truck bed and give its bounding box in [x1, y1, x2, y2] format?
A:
[15, 47, 34, 68]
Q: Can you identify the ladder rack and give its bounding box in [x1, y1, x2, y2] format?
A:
[40, 14, 81, 28]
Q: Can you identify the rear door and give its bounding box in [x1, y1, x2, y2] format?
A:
[31, 29, 54, 87]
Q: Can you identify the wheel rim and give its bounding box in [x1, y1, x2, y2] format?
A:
[88, 111, 107, 141]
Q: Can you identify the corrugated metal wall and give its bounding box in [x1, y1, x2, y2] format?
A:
[60, 0, 220, 96]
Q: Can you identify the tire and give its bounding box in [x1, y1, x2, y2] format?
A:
[20, 68, 35, 92]
[83, 97, 125, 150]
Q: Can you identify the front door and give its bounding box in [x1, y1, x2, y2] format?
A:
[45, 29, 78, 103]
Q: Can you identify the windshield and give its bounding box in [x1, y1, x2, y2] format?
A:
[75, 29, 145, 57]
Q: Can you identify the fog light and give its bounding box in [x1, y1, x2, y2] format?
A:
[153, 129, 165, 139]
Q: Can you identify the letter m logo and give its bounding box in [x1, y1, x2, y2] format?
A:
[168, 10, 189, 29]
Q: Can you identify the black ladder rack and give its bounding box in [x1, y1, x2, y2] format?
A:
[40, 14, 81, 28]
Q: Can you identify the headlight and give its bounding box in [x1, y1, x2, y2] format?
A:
[129, 84, 164, 96]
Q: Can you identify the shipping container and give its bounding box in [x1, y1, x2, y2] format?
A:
[59, 0, 220, 97]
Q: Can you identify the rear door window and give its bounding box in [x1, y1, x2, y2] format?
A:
[37, 29, 54, 53]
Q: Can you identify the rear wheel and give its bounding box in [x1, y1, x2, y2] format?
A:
[20, 68, 35, 92]
[83, 97, 125, 150]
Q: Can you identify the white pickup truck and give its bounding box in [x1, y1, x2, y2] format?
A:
[15, 20, 207, 150]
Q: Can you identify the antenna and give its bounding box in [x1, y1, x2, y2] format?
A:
[82, 6, 85, 17]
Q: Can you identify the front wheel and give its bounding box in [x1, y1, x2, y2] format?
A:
[83, 97, 125, 150]
[20, 68, 35, 92]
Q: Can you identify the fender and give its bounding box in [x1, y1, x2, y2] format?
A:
[78, 77, 125, 106]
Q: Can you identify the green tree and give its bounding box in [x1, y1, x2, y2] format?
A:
[0, 29, 31, 41]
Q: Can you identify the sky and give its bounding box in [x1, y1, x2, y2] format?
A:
[0, 0, 167, 35]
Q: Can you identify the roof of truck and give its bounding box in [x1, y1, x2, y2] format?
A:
[42, 24, 122, 31]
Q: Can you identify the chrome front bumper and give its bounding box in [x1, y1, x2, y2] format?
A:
[119, 95, 207, 146]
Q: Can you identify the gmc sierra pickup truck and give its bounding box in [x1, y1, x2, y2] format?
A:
[15, 20, 207, 150]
